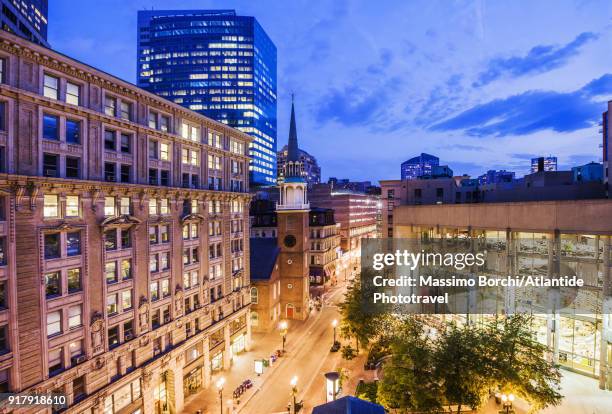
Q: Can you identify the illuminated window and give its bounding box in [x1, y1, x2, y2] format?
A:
[120, 197, 130, 215]
[65, 196, 79, 217]
[161, 279, 170, 297]
[43, 74, 59, 100]
[43, 194, 59, 218]
[122, 290, 132, 310]
[160, 143, 169, 160]
[104, 95, 117, 117]
[47, 311, 61, 336]
[107, 293, 118, 315]
[148, 199, 157, 215]
[66, 82, 80, 105]
[160, 199, 169, 214]
[104, 197, 115, 217]
[68, 304, 82, 328]
[120, 101, 132, 120]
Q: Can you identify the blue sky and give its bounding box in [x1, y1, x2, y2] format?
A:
[49, 0, 612, 181]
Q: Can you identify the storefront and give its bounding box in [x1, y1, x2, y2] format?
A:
[104, 378, 143, 414]
[183, 366, 203, 397]
[231, 333, 246, 354]
[211, 351, 223, 371]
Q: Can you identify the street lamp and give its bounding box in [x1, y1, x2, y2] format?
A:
[332, 319, 338, 344]
[501, 393, 515, 414]
[279, 321, 288, 352]
[324, 372, 340, 402]
[216, 377, 225, 414]
[290, 376, 298, 414]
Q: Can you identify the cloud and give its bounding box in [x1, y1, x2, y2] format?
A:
[366, 49, 394, 74]
[430, 73, 612, 137]
[473, 32, 598, 87]
[315, 82, 391, 127]
[315, 48, 403, 130]
[414, 74, 465, 126]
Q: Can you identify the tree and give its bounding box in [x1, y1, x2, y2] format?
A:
[338, 270, 386, 351]
[433, 323, 490, 413]
[482, 314, 563, 412]
[377, 317, 443, 413]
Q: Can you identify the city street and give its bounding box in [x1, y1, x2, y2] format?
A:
[183, 279, 369, 414]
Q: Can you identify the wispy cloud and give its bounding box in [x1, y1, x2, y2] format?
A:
[431, 73, 612, 137]
[473, 32, 598, 87]
[315, 48, 403, 130]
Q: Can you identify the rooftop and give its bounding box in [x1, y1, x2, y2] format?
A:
[249, 238, 280, 280]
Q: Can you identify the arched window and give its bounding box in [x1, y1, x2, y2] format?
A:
[250, 287, 258, 304]
[250, 311, 259, 327]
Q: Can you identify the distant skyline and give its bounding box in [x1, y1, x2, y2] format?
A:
[48, 0, 612, 182]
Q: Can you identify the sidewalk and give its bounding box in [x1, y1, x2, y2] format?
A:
[182, 327, 295, 414]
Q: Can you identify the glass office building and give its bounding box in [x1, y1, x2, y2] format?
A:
[137, 10, 277, 186]
[400, 153, 440, 180]
[0, 0, 49, 46]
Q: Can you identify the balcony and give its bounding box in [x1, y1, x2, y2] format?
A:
[276, 202, 310, 211]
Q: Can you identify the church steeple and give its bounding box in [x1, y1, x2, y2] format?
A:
[284, 94, 304, 180]
[287, 93, 299, 163]
[277, 95, 309, 211]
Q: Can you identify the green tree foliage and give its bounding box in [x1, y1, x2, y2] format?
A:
[374, 315, 562, 413]
[434, 323, 490, 413]
[482, 314, 563, 412]
[377, 318, 443, 412]
[338, 269, 386, 350]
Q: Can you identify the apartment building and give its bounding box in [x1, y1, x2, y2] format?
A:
[0, 30, 252, 414]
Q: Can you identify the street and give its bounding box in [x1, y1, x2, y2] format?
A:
[183, 279, 365, 414]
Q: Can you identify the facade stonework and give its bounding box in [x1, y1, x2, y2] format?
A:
[0, 30, 253, 413]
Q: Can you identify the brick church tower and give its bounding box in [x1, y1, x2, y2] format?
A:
[276, 96, 311, 320]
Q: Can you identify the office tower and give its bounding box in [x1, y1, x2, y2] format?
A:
[531, 156, 558, 173]
[400, 153, 439, 180]
[0, 0, 48, 46]
[0, 30, 251, 412]
[137, 9, 277, 187]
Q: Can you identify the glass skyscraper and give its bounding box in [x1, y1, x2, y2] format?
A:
[137, 9, 277, 186]
[0, 0, 49, 46]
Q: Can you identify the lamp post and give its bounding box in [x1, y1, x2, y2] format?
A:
[279, 321, 288, 352]
[290, 376, 298, 414]
[501, 393, 515, 414]
[332, 319, 338, 344]
[216, 377, 225, 414]
[324, 372, 340, 402]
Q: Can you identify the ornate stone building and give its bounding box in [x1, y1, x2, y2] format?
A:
[0, 30, 252, 413]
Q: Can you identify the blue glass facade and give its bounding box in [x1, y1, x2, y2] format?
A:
[137, 10, 277, 186]
[0, 0, 49, 46]
[400, 153, 440, 180]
